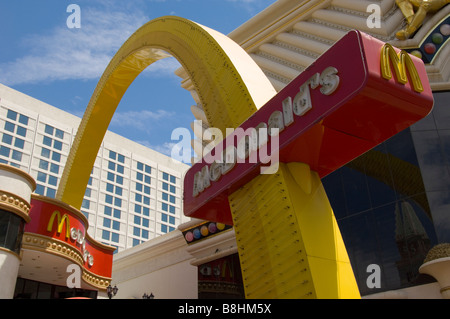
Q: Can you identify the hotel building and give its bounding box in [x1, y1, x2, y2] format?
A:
[0, 83, 190, 254]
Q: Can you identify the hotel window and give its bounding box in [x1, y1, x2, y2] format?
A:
[133, 161, 152, 230]
[102, 230, 119, 242]
[104, 206, 112, 216]
[107, 152, 125, 186]
[103, 205, 121, 219]
[112, 220, 120, 231]
[136, 172, 151, 184]
[102, 230, 109, 240]
[109, 150, 125, 163]
[50, 163, 59, 174]
[136, 161, 152, 186]
[162, 181, 176, 194]
[134, 204, 141, 214]
[137, 161, 152, 174]
[44, 124, 64, 140]
[2, 134, 12, 145]
[81, 199, 90, 210]
[7, 109, 29, 128]
[34, 184, 56, 198]
[103, 218, 111, 228]
[133, 239, 141, 246]
[0, 110, 29, 167]
[162, 172, 177, 185]
[160, 224, 175, 234]
[104, 152, 127, 225]
[42, 125, 64, 159]
[161, 202, 176, 214]
[161, 214, 175, 225]
[102, 218, 120, 243]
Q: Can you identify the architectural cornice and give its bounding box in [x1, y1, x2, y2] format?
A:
[22, 233, 111, 291]
[0, 190, 31, 223]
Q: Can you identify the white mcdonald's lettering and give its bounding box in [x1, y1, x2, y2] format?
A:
[47, 210, 94, 266]
[70, 227, 94, 267]
[380, 43, 424, 93]
[192, 66, 340, 197]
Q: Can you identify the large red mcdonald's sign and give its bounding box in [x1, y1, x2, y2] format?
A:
[183, 30, 433, 225]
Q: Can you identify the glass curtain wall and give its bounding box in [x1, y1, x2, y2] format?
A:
[322, 91, 450, 296]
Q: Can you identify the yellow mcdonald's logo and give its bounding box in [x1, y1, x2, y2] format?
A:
[47, 210, 70, 239]
[380, 43, 424, 93]
[221, 260, 234, 278]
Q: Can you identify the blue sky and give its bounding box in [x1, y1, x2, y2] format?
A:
[0, 0, 276, 161]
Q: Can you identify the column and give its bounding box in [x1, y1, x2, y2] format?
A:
[230, 162, 360, 299]
[0, 164, 35, 299]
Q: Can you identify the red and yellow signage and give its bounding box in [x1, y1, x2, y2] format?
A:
[183, 30, 434, 225]
[25, 196, 115, 280]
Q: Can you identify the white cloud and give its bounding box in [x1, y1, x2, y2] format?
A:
[0, 6, 155, 85]
[142, 141, 176, 156]
[141, 57, 182, 78]
[110, 109, 175, 132]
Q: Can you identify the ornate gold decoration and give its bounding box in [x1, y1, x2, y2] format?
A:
[423, 243, 450, 263]
[396, 0, 450, 40]
[22, 233, 111, 291]
[0, 190, 31, 223]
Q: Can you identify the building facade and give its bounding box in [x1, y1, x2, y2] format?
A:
[0, 83, 190, 254]
[2, 0, 450, 299]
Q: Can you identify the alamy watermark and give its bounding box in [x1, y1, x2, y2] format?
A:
[366, 264, 381, 289]
[66, 264, 82, 288]
[367, 4, 381, 29]
[66, 4, 81, 29]
[171, 120, 280, 175]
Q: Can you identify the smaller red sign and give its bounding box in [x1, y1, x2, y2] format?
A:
[25, 196, 115, 278]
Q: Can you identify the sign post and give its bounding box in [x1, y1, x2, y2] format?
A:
[184, 31, 434, 298]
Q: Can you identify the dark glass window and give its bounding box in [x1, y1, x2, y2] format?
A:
[323, 126, 439, 295]
[0, 210, 25, 254]
[321, 91, 450, 296]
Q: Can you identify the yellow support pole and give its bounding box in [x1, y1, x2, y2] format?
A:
[56, 15, 361, 298]
[229, 162, 360, 299]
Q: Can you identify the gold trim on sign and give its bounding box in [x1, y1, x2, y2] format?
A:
[0, 190, 31, 222]
[22, 233, 111, 291]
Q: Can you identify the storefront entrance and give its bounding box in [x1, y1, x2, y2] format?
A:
[13, 278, 97, 299]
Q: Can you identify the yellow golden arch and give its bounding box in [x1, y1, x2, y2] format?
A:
[56, 16, 276, 209]
[56, 16, 359, 299]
